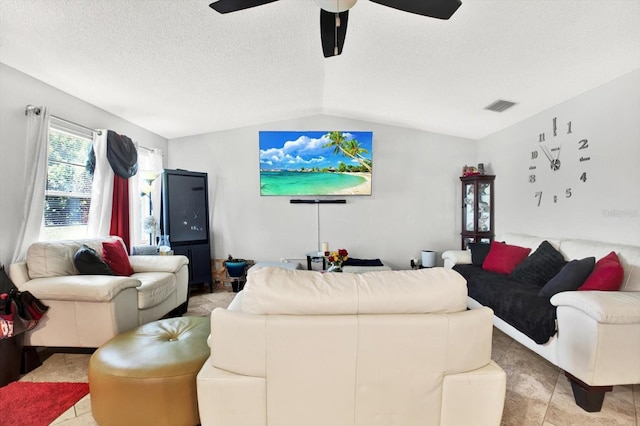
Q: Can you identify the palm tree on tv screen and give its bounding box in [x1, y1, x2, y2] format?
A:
[323, 131, 372, 172]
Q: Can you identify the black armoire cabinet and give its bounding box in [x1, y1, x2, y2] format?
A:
[162, 169, 213, 292]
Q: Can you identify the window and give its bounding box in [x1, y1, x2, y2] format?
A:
[43, 118, 94, 241]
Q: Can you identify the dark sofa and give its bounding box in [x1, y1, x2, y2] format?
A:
[453, 264, 556, 344]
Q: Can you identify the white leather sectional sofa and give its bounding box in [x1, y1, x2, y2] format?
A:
[9, 237, 189, 348]
[197, 266, 506, 426]
[443, 233, 640, 412]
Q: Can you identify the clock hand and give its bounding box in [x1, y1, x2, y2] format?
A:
[554, 145, 562, 160]
[549, 145, 561, 171]
[540, 144, 553, 162]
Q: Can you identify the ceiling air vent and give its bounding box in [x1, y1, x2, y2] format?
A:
[484, 99, 516, 112]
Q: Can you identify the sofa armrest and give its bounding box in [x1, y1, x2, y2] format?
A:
[16, 275, 141, 302]
[441, 250, 472, 269]
[128, 255, 189, 273]
[550, 291, 640, 324]
[8, 262, 30, 286]
[227, 291, 244, 312]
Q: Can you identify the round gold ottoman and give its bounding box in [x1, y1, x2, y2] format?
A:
[89, 316, 210, 426]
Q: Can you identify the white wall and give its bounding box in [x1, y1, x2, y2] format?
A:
[0, 64, 168, 266]
[478, 69, 640, 245]
[3, 62, 636, 269]
[168, 116, 476, 269]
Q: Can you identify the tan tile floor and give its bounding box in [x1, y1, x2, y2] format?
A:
[17, 287, 640, 425]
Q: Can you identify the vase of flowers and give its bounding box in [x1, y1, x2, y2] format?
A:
[326, 249, 348, 272]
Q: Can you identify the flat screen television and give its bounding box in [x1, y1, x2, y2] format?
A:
[259, 131, 373, 196]
[161, 169, 210, 245]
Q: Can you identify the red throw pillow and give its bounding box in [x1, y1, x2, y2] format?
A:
[578, 251, 624, 291]
[482, 241, 531, 275]
[102, 240, 134, 276]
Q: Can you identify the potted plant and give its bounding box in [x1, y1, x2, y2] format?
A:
[224, 255, 248, 292]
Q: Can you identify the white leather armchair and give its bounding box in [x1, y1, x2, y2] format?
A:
[197, 266, 506, 426]
[9, 236, 189, 348]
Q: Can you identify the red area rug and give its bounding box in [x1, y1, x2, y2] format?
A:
[0, 381, 90, 426]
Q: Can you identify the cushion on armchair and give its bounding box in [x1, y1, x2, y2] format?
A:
[102, 241, 134, 276]
[74, 244, 114, 275]
[26, 238, 109, 278]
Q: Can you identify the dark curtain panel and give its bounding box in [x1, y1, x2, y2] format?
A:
[110, 174, 130, 250]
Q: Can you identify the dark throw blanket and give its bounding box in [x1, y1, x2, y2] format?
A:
[453, 264, 557, 344]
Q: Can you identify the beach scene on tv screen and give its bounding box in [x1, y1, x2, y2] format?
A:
[259, 131, 373, 196]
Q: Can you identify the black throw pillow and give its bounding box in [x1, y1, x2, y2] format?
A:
[538, 257, 596, 298]
[468, 243, 491, 266]
[510, 240, 566, 287]
[343, 258, 384, 267]
[74, 244, 114, 275]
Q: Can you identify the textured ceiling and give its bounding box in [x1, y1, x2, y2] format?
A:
[1, 0, 639, 140]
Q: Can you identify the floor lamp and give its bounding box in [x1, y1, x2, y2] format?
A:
[140, 170, 161, 245]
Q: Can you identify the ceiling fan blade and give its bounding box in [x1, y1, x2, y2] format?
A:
[209, 0, 279, 14]
[369, 0, 462, 20]
[320, 9, 349, 58]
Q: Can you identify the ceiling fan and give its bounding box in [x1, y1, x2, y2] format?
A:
[209, 0, 462, 57]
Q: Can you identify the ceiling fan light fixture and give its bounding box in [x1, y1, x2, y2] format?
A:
[315, 0, 358, 13]
[211, 0, 461, 58]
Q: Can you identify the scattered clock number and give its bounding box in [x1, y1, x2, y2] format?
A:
[532, 118, 587, 206]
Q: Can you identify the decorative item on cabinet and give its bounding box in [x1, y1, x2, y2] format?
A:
[162, 169, 213, 292]
[460, 174, 495, 249]
[462, 164, 480, 177]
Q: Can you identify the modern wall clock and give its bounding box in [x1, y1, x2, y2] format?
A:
[529, 117, 591, 206]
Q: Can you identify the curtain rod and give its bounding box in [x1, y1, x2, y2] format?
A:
[25, 105, 103, 135]
[137, 144, 157, 153]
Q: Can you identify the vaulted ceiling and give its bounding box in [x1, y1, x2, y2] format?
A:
[1, 0, 639, 140]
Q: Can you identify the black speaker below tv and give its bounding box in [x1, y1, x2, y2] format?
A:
[289, 199, 347, 204]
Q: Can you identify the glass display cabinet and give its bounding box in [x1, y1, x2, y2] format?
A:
[460, 174, 495, 249]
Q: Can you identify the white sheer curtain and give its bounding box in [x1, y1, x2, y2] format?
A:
[86, 130, 114, 238]
[12, 107, 50, 263]
[130, 147, 163, 248]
